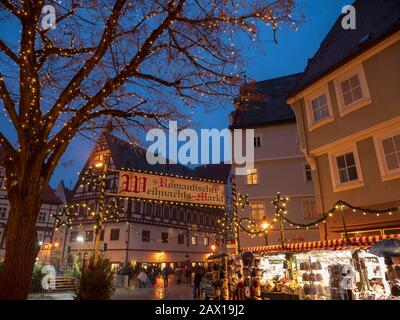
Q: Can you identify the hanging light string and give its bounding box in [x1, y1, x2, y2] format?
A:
[275, 199, 400, 229]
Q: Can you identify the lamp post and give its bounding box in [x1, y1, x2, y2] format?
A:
[93, 158, 107, 265]
[77, 236, 84, 267]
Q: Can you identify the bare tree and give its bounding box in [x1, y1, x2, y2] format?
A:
[0, 0, 298, 299]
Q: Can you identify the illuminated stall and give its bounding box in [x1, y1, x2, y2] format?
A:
[242, 234, 400, 300]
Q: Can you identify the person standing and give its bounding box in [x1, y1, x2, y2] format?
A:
[162, 266, 169, 288]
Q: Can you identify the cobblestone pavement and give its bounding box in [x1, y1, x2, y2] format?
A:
[28, 275, 198, 300]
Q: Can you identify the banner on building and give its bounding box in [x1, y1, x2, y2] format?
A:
[117, 171, 225, 207]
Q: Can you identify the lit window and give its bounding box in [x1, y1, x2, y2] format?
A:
[381, 134, 400, 172]
[311, 94, 330, 122]
[305, 164, 312, 182]
[250, 202, 264, 221]
[246, 168, 258, 185]
[203, 237, 209, 246]
[340, 74, 363, 107]
[336, 152, 359, 184]
[191, 236, 197, 245]
[303, 201, 317, 219]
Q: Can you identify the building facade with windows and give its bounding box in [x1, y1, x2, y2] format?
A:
[0, 148, 63, 262]
[287, 0, 400, 239]
[62, 133, 226, 270]
[230, 74, 319, 248]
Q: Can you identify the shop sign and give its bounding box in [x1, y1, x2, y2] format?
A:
[117, 171, 225, 206]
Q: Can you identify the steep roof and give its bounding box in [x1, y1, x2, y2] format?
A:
[42, 186, 63, 205]
[194, 164, 231, 182]
[290, 0, 400, 96]
[105, 135, 204, 180]
[230, 73, 302, 129]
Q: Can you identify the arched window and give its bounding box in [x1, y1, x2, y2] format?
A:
[134, 200, 141, 214]
[154, 204, 161, 218]
[186, 210, 191, 223]
[163, 205, 170, 220]
[199, 212, 204, 225]
[145, 202, 152, 216]
[172, 206, 178, 221]
[179, 208, 185, 222]
[205, 214, 209, 226]
[193, 211, 198, 224]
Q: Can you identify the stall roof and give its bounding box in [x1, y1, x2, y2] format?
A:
[241, 234, 400, 254]
[207, 253, 228, 261]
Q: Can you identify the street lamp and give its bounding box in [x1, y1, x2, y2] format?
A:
[211, 245, 216, 253]
[262, 217, 270, 246]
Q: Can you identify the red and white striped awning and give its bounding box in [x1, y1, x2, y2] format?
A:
[240, 234, 400, 254]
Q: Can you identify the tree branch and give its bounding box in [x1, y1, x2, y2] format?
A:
[0, 40, 19, 64]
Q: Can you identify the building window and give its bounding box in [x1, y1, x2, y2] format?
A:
[0, 206, 7, 218]
[311, 94, 330, 122]
[178, 234, 185, 245]
[381, 134, 400, 172]
[163, 206, 170, 219]
[304, 164, 312, 182]
[336, 153, 358, 184]
[179, 209, 185, 222]
[37, 211, 47, 222]
[303, 200, 317, 219]
[250, 202, 264, 221]
[334, 65, 371, 116]
[99, 229, 105, 241]
[161, 232, 168, 243]
[110, 229, 120, 241]
[172, 206, 178, 220]
[69, 231, 78, 242]
[254, 136, 261, 148]
[340, 74, 363, 106]
[85, 230, 94, 242]
[329, 144, 364, 192]
[246, 168, 258, 185]
[375, 131, 400, 181]
[142, 230, 150, 242]
[305, 85, 333, 131]
[191, 236, 197, 245]
[204, 237, 209, 246]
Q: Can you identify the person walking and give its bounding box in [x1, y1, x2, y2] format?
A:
[161, 266, 169, 288]
[193, 268, 203, 299]
[185, 267, 192, 284]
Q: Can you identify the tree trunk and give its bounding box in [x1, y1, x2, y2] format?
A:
[0, 162, 44, 300]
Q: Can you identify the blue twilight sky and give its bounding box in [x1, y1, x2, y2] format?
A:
[0, 0, 351, 189]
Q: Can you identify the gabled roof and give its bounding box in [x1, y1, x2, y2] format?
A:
[230, 73, 302, 129]
[290, 0, 400, 97]
[105, 134, 203, 179]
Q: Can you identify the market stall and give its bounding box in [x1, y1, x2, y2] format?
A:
[241, 234, 400, 300]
